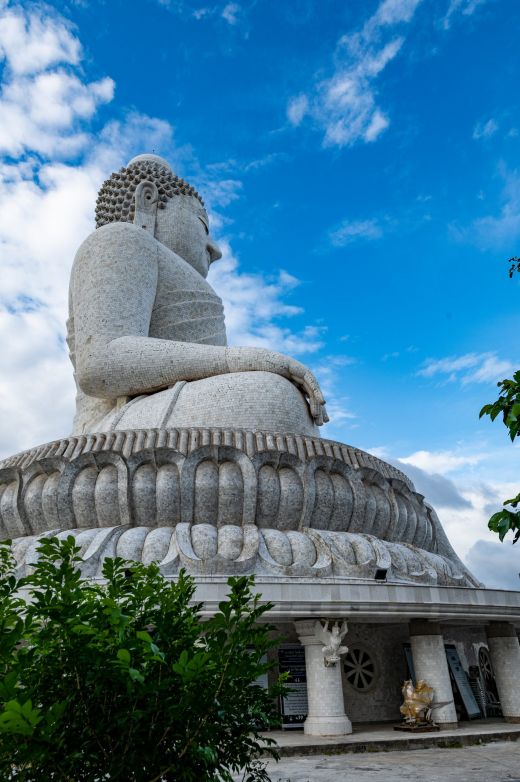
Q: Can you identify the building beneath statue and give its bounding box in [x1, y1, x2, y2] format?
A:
[2, 154, 520, 735]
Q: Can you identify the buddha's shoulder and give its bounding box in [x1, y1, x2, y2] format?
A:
[74, 223, 158, 266]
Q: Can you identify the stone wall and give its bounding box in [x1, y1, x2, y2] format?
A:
[340, 623, 409, 723]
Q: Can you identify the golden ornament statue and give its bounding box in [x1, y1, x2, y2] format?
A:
[400, 679, 435, 725]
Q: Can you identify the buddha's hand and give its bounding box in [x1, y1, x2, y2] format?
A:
[225, 347, 329, 426]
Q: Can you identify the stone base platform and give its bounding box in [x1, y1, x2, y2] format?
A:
[1, 427, 479, 587]
[263, 719, 520, 757]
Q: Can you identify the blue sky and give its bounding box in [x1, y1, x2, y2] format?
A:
[0, 0, 519, 586]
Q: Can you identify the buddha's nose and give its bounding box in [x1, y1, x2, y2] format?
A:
[207, 237, 222, 263]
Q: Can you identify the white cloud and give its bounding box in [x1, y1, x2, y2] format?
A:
[286, 0, 423, 148]
[466, 539, 520, 590]
[312, 356, 358, 439]
[464, 167, 520, 249]
[372, 0, 424, 26]
[0, 70, 114, 157]
[389, 457, 471, 508]
[287, 94, 308, 127]
[202, 177, 242, 207]
[193, 8, 211, 20]
[221, 2, 240, 25]
[398, 448, 485, 474]
[472, 117, 498, 140]
[0, 6, 113, 158]
[442, 0, 488, 30]
[329, 218, 383, 246]
[0, 6, 80, 74]
[157, 1, 245, 26]
[441, 478, 519, 572]
[208, 243, 324, 354]
[418, 352, 516, 385]
[371, 443, 520, 586]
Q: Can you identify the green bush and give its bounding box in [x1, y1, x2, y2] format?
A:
[0, 536, 285, 781]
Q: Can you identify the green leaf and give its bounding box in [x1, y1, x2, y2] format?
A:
[0, 672, 19, 700]
[117, 649, 131, 665]
[0, 700, 42, 736]
[72, 624, 96, 635]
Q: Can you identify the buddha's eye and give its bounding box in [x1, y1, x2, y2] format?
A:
[198, 216, 209, 235]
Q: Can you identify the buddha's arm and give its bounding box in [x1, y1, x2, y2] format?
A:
[72, 226, 327, 424]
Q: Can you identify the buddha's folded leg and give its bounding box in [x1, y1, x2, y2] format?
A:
[106, 371, 319, 436]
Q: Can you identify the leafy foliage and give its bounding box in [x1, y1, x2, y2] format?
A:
[480, 371, 520, 444]
[0, 537, 285, 781]
[479, 350, 520, 540]
[478, 259, 520, 543]
[507, 256, 520, 278]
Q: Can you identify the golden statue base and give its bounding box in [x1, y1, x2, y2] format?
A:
[394, 723, 440, 732]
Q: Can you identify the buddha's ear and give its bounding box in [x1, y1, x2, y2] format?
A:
[133, 180, 158, 234]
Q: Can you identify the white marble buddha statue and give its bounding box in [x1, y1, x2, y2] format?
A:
[67, 154, 328, 436]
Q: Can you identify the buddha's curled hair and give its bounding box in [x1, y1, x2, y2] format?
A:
[95, 159, 204, 228]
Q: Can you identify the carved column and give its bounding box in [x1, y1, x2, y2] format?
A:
[294, 619, 352, 737]
[486, 622, 520, 723]
[409, 620, 458, 728]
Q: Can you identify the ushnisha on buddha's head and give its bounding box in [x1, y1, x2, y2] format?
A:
[95, 153, 222, 278]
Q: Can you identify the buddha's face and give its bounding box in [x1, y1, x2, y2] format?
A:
[154, 194, 222, 277]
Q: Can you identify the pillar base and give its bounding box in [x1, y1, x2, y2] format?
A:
[437, 721, 458, 730]
[505, 716, 520, 724]
[304, 714, 352, 737]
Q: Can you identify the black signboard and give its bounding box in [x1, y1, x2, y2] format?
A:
[278, 644, 308, 729]
[445, 644, 481, 719]
[403, 643, 416, 684]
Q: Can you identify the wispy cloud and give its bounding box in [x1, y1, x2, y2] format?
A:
[458, 167, 520, 249]
[371, 442, 520, 586]
[209, 247, 325, 354]
[0, 6, 113, 157]
[417, 352, 515, 385]
[466, 539, 520, 589]
[472, 117, 498, 140]
[397, 448, 486, 474]
[0, 7, 81, 74]
[389, 457, 472, 508]
[221, 3, 241, 25]
[313, 356, 357, 437]
[328, 218, 383, 247]
[159, 0, 245, 26]
[441, 0, 489, 30]
[286, 0, 423, 148]
[205, 151, 290, 177]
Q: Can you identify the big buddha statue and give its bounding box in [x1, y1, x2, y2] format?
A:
[1, 154, 478, 588]
[68, 153, 326, 437]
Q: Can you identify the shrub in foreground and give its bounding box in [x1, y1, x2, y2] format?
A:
[0, 537, 284, 781]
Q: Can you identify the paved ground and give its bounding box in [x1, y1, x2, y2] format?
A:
[258, 741, 520, 782]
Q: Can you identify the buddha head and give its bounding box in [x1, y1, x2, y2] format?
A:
[95, 153, 222, 278]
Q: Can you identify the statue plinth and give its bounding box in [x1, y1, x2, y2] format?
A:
[1, 427, 478, 586]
